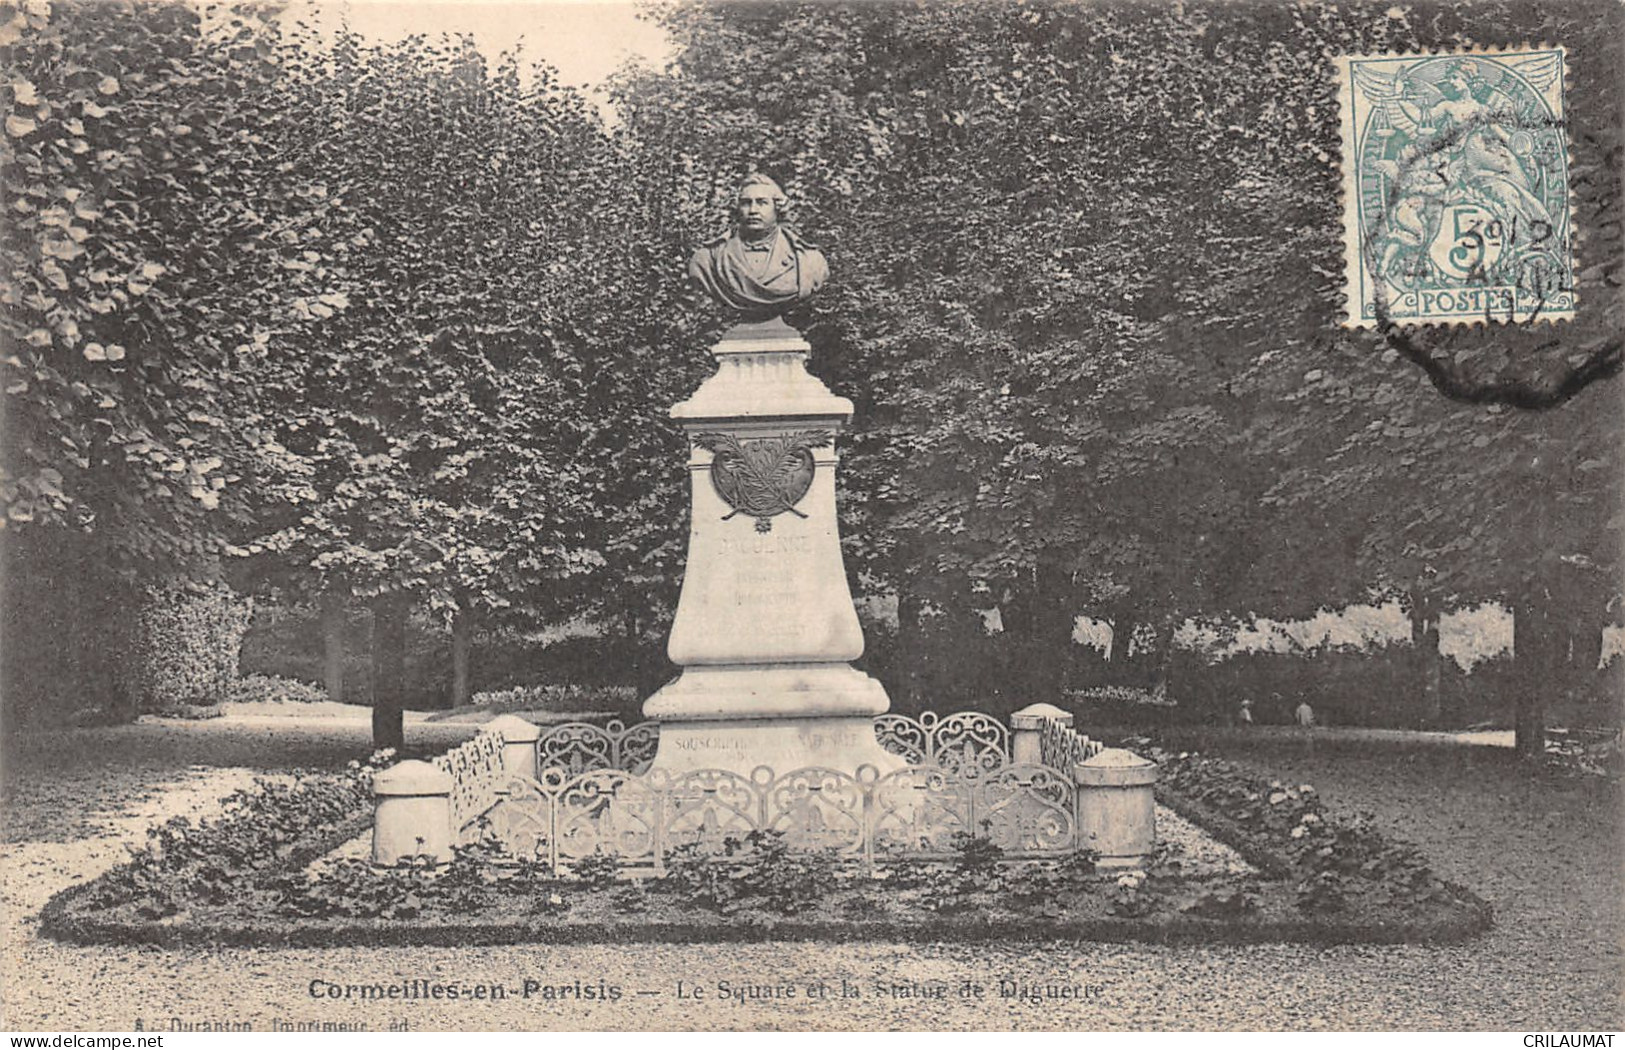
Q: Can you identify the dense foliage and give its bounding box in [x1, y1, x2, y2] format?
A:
[1, 3, 710, 730]
[227, 672, 327, 705]
[77, 753, 385, 920]
[1, 2, 337, 566]
[124, 581, 252, 711]
[4, 0, 1619, 742]
[615, 0, 1623, 735]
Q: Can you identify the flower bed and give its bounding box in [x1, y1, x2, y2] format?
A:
[40, 755, 385, 935]
[1147, 743, 1488, 926]
[39, 743, 1490, 948]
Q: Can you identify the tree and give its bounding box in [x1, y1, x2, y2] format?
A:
[228, 27, 716, 743]
[617, 0, 1621, 736]
[1, 0, 346, 719]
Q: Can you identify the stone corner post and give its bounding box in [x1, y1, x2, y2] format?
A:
[372, 759, 454, 867]
[484, 714, 542, 781]
[1009, 702, 1073, 766]
[1073, 748, 1158, 869]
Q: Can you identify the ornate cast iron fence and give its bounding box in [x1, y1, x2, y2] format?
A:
[467, 760, 1077, 876]
[533, 718, 660, 776]
[419, 709, 1091, 874]
[1039, 717, 1104, 770]
[872, 711, 1010, 774]
[527, 710, 1010, 779]
[432, 730, 505, 831]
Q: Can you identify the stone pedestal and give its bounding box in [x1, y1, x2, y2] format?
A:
[486, 714, 541, 781]
[644, 319, 904, 779]
[1075, 748, 1158, 869]
[372, 760, 453, 866]
[1010, 701, 1073, 765]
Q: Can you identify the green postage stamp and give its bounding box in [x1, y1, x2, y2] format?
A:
[1337, 47, 1573, 327]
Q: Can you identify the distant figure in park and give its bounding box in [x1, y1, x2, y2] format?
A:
[1295, 700, 1316, 729]
[1237, 698, 1255, 727]
[688, 174, 828, 320]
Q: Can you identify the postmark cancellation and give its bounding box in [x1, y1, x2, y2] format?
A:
[1336, 47, 1574, 328]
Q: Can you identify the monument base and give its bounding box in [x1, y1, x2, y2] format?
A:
[644, 662, 891, 720]
[641, 714, 909, 778]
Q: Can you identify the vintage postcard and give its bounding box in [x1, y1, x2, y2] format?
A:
[2, 0, 1619, 1038]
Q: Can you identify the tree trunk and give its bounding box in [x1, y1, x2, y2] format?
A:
[1512, 597, 1554, 760]
[1033, 556, 1078, 699]
[998, 557, 1076, 705]
[1103, 605, 1166, 692]
[450, 603, 472, 709]
[321, 589, 346, 704]
[1409, 587, 1442, 727]
[1570, 623, 1603, 678]
[896, 586, 927, 707]
[59, 537, 136, 721]
[1149, 612, 1177, 703]
[622, 602, 642, 693]
[371, 593, 409, 752]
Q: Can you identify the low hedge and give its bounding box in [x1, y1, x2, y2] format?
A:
[39, 742, 1490, 948]
[228, 674, 328, 705]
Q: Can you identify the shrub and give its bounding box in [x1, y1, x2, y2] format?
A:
[654, 830, 845, 915]
[570, 849, 622, 889]
[274, 857, 438, 921]
[469, 684, 639, 713]
[1150, 746, 1466, 915]
[228, 673, 327, 705]
[999, 849, 1102, 913]
[2, 532, 140, 726]
[948, 830, 1007, 895]
[271, 839, 564, 922]
[1184, 886, 1261, 918]
[1108, 869, 1156, 917]
[125, 582, 253, 712]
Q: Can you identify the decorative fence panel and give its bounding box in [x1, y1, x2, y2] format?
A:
[463, 760, 1076, 875]
[528, 711, 1012, 779]
[870, 711, 1012, 773]
[1038, 717, 1104, 772]
[432, 730, 505, 831]
[423, 707, 1102, 873]
[533, 719, 659, 776]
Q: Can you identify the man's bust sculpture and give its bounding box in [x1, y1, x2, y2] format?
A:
[687, 174, 828, 321]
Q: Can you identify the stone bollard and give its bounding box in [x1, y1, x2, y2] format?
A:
[484, 714, 542, 781]
[1074, 748, 1158, 869]
[1009, 702, 1073, 766]
[372, 760, 454, 866]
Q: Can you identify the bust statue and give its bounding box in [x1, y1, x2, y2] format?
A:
[687, 174, 828, 320]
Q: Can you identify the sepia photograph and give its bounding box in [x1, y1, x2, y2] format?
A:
[0, 0, 1620, 1035]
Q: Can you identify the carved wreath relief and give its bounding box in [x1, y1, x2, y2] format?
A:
[692, 429, 834, 533]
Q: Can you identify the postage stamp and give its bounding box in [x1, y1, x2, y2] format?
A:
[1336, 47, 1574, 327]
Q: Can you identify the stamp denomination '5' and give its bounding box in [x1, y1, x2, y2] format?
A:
[1337, 47, 1573, 327]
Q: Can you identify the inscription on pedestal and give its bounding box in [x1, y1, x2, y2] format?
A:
[646, 715, 905, 777]
[669, 736, 750, 753]
[719, 533, 812, 556]
[797, 726, 862, 750]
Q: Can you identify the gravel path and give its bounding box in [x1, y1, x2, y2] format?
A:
[2, 713, 1618, 1031]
